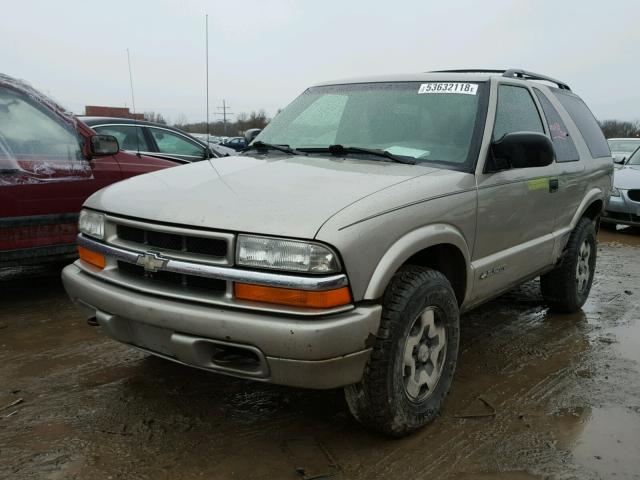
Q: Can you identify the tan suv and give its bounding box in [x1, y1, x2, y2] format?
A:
[62, 69, 613, 436]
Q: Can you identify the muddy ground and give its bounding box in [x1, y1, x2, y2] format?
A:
[1, 228, 639, 480]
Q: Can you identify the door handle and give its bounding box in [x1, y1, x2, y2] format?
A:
[549, 178, 559, 193]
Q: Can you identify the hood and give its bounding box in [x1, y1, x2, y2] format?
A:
[613, 165, 640, 190]
[85, 154, 438, 238]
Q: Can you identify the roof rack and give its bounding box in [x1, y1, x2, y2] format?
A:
[430, 69, 571, 91]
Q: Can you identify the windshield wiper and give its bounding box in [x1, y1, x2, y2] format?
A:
[245, 141, 304, 155]
[298, 144, 416, 165]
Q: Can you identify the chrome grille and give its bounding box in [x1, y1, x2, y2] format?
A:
[105, 215, 235, 266]
[117, 224, 228, 257]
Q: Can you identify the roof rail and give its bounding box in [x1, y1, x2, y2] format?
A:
[430, 69, 571, 91]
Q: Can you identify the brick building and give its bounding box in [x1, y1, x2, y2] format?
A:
[84, 105, 145, 120]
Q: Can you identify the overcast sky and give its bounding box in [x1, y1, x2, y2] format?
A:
[1, 0, 638, 124]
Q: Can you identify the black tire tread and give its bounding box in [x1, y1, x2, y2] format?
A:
[345, 265, 459, 437]
[540, 217, 596, 313]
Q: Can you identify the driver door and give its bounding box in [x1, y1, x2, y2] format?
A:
[471, 82, 558, 302]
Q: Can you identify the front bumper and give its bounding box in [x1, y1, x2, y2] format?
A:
[603, 192, 640, 226]
[62, 263, 381, 389]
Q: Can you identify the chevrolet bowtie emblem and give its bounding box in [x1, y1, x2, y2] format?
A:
[136, 251, 168, 272]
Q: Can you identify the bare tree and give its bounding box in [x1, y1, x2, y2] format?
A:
[143, 111, 167, 124]
[599, 120, 640, 139]
[173, 110, 271, 137]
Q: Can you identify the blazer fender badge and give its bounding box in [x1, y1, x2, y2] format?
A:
[480, 265, 506, 280]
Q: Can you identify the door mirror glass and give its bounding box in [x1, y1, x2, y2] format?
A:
[490, 132, 554, 170]
[90, 135, 119, 156]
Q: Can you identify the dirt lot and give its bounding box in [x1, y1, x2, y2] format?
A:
[1, 228, 639, 480]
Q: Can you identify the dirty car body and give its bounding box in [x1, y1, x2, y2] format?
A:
[0, 74, 180, 267]
[62, 70, 612, 435]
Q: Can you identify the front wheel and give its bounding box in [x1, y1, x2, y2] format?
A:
[344, 266, 460, 437]
[541, 217, 597, 312]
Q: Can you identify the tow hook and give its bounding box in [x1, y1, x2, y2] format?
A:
[87, 317, 99, 326]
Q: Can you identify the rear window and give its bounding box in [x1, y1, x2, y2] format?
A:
[553, 91, 610, 158]
[534, 89, 579, 162]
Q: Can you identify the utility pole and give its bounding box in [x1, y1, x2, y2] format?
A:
[205, 14, 209, 141]
[215, 99, 234, 136]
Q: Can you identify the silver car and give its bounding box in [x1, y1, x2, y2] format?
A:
[603, 146, 640, 227]
[62, 69, 612, 436]
[608, 138, 640, 164]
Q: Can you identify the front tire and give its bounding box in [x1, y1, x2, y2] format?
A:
[344, 266, 460, 437]
[541, 217, 597, 312]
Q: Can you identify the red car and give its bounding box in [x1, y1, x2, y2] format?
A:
[0, 74, 180, 267]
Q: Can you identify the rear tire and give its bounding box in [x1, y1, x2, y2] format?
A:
[541, 217, 597, 312]
[344, 266, 460, 437]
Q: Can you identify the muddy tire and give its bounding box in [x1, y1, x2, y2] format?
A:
[541, 217, 597, 313]
[344, 266, 460, 437]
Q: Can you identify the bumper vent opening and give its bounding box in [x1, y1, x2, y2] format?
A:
[117, 261, 226, 292]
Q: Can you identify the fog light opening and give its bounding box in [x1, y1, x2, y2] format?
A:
[211, 344, 261, 369]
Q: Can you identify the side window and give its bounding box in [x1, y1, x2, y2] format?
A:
[533, 89, 580, 162]
[149, 128, 204, 157]
[0, 87, 82, 163]
[94, 125, 149, 152]
[553, 91, 610, 158]
[493, 85, 544, 140]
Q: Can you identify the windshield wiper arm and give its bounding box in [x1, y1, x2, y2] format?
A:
[245, 141, 304, 155]
[298, 144, 416, 165]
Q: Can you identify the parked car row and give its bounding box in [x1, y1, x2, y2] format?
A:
[0, 72, 272, 267]
[80, 117, 249, 160]
[0, 74, 232, 267]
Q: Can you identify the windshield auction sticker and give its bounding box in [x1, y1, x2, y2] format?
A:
[418, 83, 478, 95]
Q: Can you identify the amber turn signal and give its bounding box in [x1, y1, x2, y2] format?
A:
[234, 283, 351, 309]
[78, 246, 106, 269]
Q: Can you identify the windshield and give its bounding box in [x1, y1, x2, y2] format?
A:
[608, 139, 640, 153]
[257, 81, 486, 169]
[627, 147, 640, 165]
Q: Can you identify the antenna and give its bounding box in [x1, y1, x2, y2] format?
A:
[215, 99, 234, 136]
[205, 14, 210, 144]
[126, 48, 141, 156]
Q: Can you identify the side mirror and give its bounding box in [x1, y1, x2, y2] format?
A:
[613, 156, 626, 165]
[490, 132, 554, 171]
[90, 135, 119, 156]
[244, 128, 261, 144]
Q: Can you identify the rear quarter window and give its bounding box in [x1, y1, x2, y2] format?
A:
[533, 89, 580, 162]
[553, 91, 610, 158]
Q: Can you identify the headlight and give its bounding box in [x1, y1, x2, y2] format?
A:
[610, 187, 621, 197]
[78, 209, 105, 239]
[236, 235, 340, 274]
